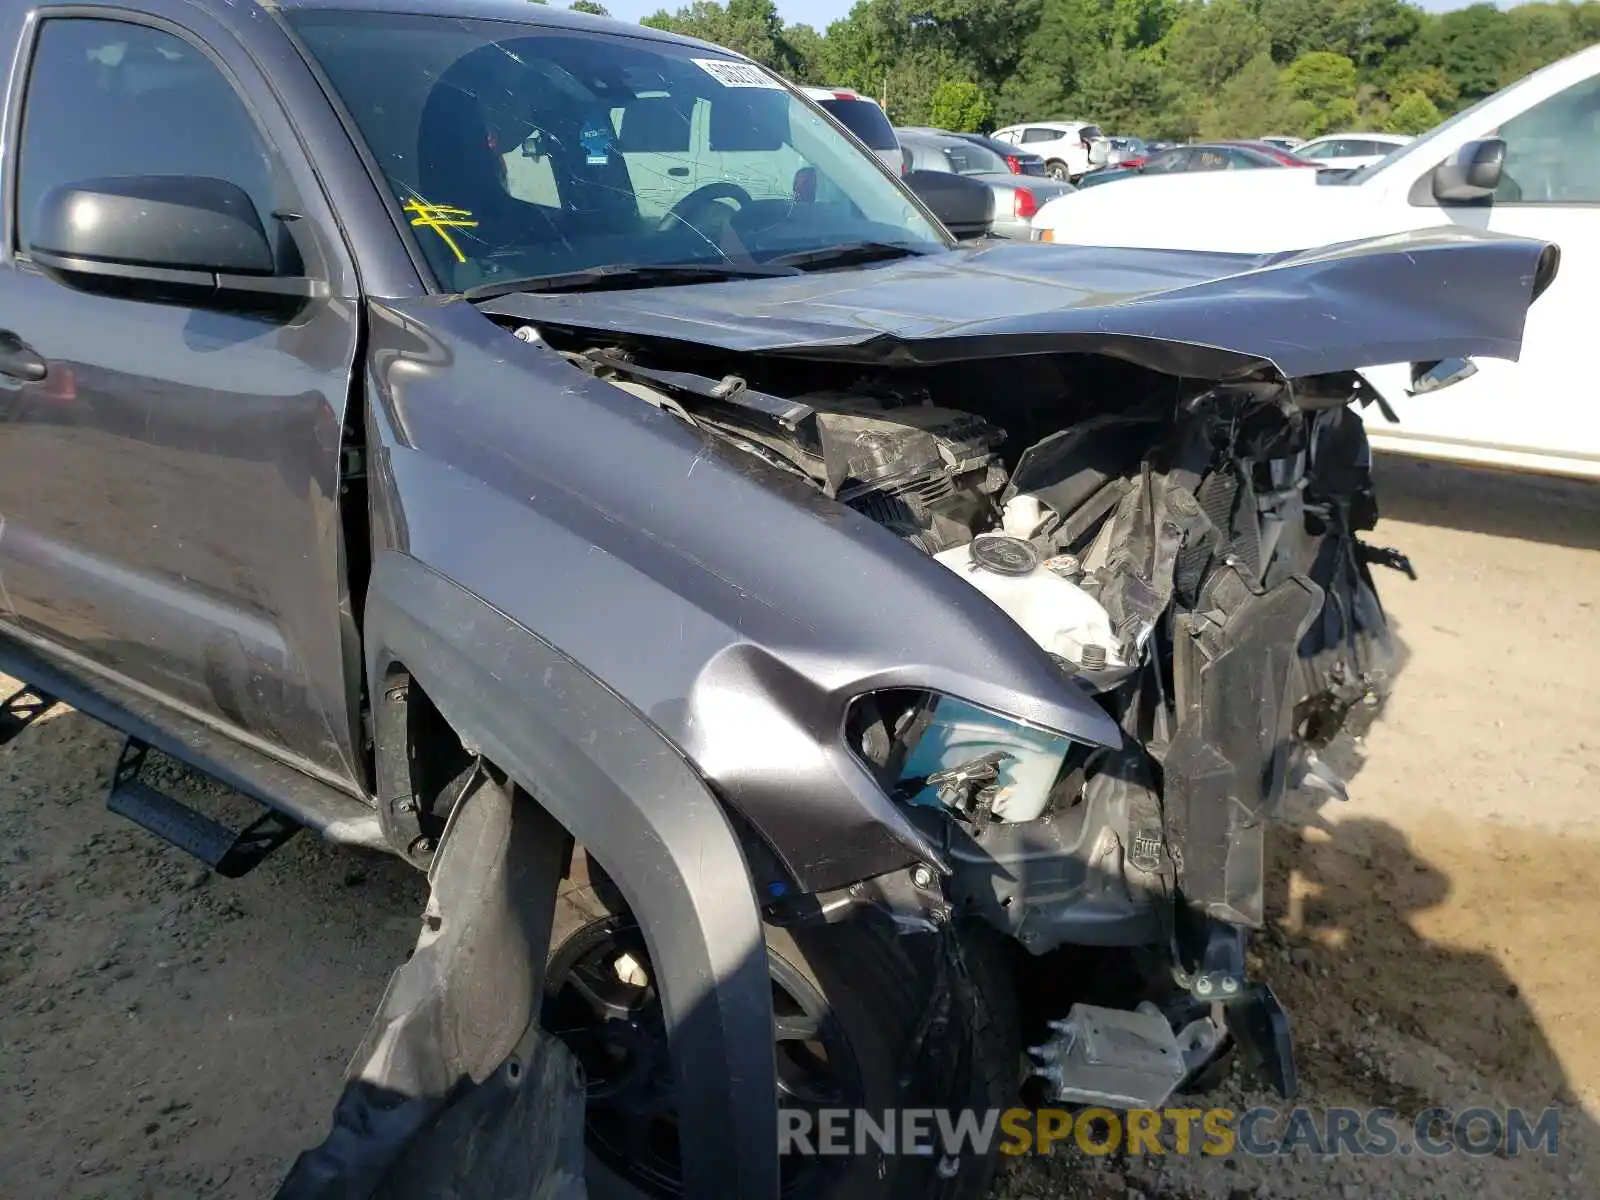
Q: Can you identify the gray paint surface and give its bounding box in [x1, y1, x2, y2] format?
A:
[482, 230, 1549, 379]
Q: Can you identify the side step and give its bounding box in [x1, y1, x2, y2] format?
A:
[107, 738, 301, 878]
[0, 684, 56, 746]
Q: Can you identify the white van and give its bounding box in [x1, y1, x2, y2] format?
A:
[1030, 46, 1600, 479]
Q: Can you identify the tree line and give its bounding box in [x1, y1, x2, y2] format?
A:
[546, 0, 1600, 139]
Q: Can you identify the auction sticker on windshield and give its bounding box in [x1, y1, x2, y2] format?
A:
[693, 58, 784, 88]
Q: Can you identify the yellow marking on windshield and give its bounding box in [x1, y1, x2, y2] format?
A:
[403, 199, 478, 263]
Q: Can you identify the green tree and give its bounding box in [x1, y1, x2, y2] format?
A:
[928, 79, 994, 130]
[1336, 0, 1424, 71]
[1077, 49, 1179, 136]
[1163, 0, 1271, 95]
[643, 0, 800, 73]
[784, 23, 827, 83]
[1386, 88, 1441, 133]
[994, 0, 1100, 122]
[634, 0, 1600, 135]
[1258, 0, 1339, 65]
[1281, 50, 1359, 135]
[1387, 65, 1457, 108]
[1201, 52, 1295, 138]
[569, 0, 609, 12]
[1504, 4, 1585, 83]
[1421, 4, 1518, 103]
[1104, 0, 1181, 51]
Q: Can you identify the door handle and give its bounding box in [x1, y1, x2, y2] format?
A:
[0, 331, 46, 383]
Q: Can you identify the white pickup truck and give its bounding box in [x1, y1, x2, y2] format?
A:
[1032, 46, 1600, 479]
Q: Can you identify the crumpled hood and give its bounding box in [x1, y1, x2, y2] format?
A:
[481, 228, 1556, 382]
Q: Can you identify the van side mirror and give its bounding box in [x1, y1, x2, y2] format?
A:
[1430, 138, 1506, 203]
[29, 175, 316, 312]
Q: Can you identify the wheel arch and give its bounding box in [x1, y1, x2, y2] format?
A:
[362, 548, 780, 1198]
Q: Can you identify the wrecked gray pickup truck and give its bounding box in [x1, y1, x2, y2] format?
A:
[0, 0, 1556, 1196]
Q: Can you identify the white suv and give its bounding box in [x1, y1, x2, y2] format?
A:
[992, 122, 1106, 182]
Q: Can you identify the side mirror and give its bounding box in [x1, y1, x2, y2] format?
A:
[1430, 138, 1506, 203]
[29, 175, 315, 311]
[903, 169, 993, 240]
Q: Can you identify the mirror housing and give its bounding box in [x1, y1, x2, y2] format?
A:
[903, 169, 993, 240]
[29, 175, 315, 310]
[1430, 138, 1506, 203]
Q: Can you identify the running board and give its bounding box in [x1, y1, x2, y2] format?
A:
[0, 684, 56, 746]
[1028, 1003, 1189, 1109]
[107, 738, 301, 877]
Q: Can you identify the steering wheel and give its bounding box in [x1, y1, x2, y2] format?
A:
[657, 181, 754, 233]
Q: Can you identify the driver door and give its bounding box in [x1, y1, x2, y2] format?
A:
[0, 12, 363, 779]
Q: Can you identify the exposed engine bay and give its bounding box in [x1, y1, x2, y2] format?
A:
[534, 328, 1411, 1107]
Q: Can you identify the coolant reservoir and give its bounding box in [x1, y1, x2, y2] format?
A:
[934, 535, 1122, 670]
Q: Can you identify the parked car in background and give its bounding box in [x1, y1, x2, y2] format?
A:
[953, 131, 1049, 176]
[799, 86, 903, 171]
[1028, 44, 1599, 478]
[990, 120, 1106, 181]
[1293, 131, 1412, 169]
[898, 127, 1050, 177]
[1259, 134, 1305, 152]
[1070, 140, 1314, 190]
[897, 128, 1073, 237]
[1105, 135, 1149, 166]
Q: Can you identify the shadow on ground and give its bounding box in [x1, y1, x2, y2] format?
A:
[1372, 453, 1600, 551]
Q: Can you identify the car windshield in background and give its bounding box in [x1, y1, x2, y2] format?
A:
[816, 97, 899, 150]
[287, 13, 945, 292]
[942, 141, 1010, 175]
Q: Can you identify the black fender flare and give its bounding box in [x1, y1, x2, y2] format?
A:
[363, 550, 779, 1198]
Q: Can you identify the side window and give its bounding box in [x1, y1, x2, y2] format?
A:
[1495, 75, 1600, 204]
[1227, 149, 1263, 170]
[1145, 149, 1187, 173]
[1020, 128, 1053, 145]
[1192, 149, 1228, 171]
[16, 19, 283, 262]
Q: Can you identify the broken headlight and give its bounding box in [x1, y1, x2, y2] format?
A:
[847, 691, 1083, 826]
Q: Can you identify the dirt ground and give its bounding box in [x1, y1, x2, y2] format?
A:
[2, 454, 1598, 1199]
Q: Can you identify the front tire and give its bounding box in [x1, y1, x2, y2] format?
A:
[544, 854, 1019, 1200]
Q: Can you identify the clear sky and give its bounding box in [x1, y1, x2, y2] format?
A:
[599, 0, 1512, 28]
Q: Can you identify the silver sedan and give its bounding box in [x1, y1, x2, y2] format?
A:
[896, 129, 1076, 239]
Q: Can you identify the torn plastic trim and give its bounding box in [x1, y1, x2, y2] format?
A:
[276, 772, 585, 1200]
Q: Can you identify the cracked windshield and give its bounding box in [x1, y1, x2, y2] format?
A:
[289, 12, 946, 293]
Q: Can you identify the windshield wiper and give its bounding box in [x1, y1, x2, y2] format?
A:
[463, 261, 801, 301]
[766, 242, 933, 271]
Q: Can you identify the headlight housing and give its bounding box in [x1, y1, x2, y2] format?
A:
[847, 690, 1085, 825]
